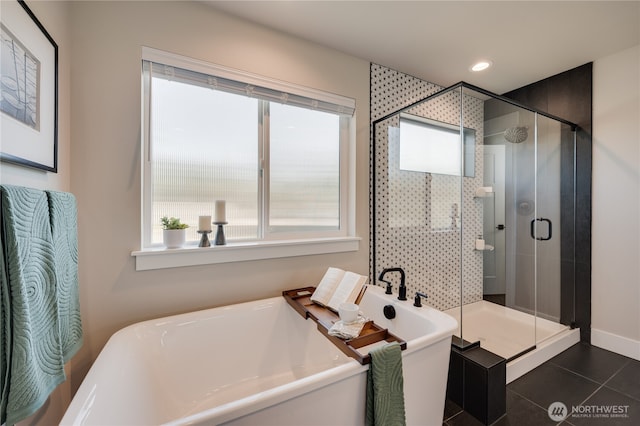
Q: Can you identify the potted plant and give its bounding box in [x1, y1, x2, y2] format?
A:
[161, 216, 189, 249]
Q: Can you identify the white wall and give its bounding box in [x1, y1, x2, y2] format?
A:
[592, 44, 640, 360]
[68, 0, 370, 407]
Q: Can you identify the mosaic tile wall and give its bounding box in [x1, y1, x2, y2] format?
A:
[370, 64, 484, 311]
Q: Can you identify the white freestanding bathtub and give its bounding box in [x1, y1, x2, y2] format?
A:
[61, 285, 457, 426]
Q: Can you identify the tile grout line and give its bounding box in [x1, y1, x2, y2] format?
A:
[505, 388, 569, 426]
[443, 402, 464, 424]
[507, 356, 623, 426]
[557, 359, 632, 424]
[506, 388, 557, 415]
[443, 410, 464, 425]
[598, 359, 640, 403]
[548, 358, 625, 387]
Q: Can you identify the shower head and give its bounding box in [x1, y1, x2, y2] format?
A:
[504, 126, 528, 144]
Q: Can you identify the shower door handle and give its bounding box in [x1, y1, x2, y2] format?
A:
[530, 218, 552, 241]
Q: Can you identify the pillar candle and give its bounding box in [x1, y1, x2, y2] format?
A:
[215, 200, 226, 223]
[199, 215, 212, 231]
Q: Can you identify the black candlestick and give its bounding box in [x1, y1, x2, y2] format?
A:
[197, 230, 212, 247]
[214, 222, 227, 245]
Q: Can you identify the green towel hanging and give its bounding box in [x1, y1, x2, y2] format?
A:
[366, 341, 406, 426]
[0, 185, 66, 425]
[47, 190, 83, 362]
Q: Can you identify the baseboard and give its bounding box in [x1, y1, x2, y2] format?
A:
[591, 328, 640, 361]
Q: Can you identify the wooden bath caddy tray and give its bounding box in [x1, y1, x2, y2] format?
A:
[283, 287, 406, 365]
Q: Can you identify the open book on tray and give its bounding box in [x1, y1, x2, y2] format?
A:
[310, 267, 368, 312]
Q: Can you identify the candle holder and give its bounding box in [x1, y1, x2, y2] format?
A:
[214, 222, 227, 246]
[197, 230, 212, 247]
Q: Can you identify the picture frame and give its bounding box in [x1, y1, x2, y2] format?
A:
[1, 0, 58, 172]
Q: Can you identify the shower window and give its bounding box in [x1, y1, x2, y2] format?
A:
[393, 114, 475, 230]
[399, 114, 475, 177]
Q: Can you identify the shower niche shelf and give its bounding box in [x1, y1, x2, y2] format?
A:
[283, 287, 406, 365]
[474, 239, 495, 251]
[474, 186, 494, 198]
[474, 245, 495, 252]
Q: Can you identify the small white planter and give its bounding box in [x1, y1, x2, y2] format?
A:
[163, 229, 186, 249]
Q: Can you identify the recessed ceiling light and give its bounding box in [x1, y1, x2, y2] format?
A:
[471, 61, 492, 72]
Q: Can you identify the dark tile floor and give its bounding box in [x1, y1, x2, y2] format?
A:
[443, 343, 640, 425]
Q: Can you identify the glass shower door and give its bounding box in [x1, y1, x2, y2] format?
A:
[533, 115, 575, 344]
[502, 109, 538, 359]
[483, 108, 574, 359]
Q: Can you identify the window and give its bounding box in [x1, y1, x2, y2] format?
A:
[396, 114, 476, 231]
[141, 48, 355, 249]
[399, 114, 475, 177]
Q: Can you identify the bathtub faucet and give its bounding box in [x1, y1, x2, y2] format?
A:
[378, 267, 407, 301]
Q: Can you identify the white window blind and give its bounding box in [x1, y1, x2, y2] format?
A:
[142, 47, 355, 117]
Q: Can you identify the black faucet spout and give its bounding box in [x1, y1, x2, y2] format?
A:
[378, 267, 407, 301]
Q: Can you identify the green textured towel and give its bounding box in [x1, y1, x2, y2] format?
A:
[366, 342, 406, 426]
[47, 190, 83, 362]
[0, 185, 65, 425]
[0, 227, 11, 424]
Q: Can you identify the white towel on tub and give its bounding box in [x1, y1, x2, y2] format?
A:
[328, 316, 366, 339]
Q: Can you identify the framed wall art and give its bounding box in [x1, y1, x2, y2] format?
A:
[1, 0, 58, 172]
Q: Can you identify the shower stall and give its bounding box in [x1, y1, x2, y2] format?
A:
[372, 82, 580, 382]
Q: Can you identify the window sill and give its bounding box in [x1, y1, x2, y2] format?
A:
[131, 236, 361, 271]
